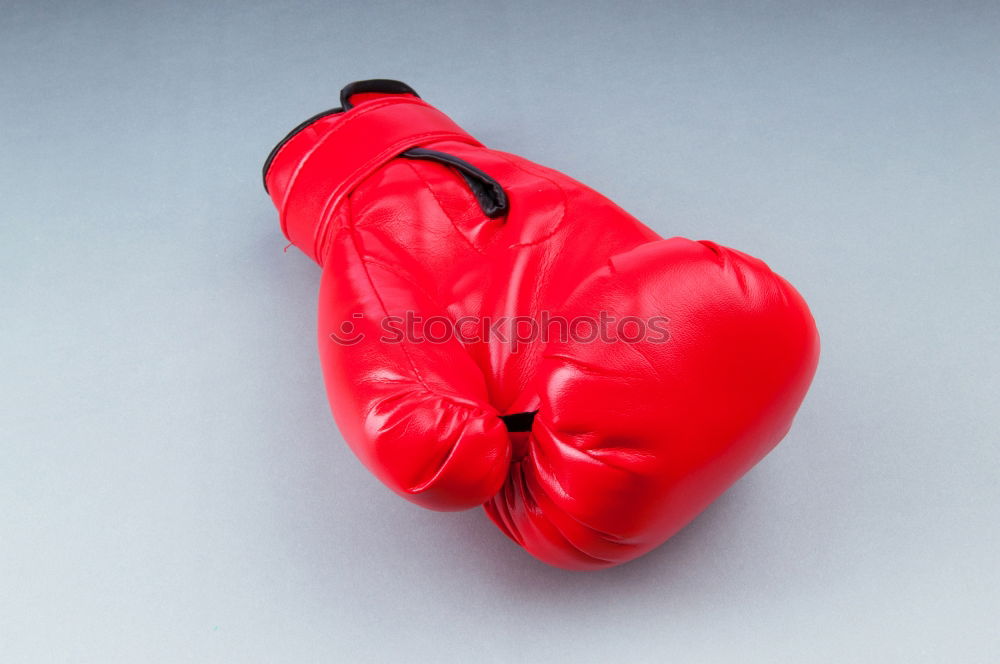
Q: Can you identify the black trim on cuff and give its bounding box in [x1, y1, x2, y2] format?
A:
[340, 79, 419, 111]
[261, 106, 342, 194]
[261, 80, 421, 194]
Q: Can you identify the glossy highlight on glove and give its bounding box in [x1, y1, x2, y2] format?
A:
[263, 80, 820, 569]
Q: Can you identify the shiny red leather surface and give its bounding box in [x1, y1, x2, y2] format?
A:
[264, 84, 820, 569]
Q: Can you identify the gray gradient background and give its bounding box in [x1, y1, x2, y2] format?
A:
[2, 1, 998, 662]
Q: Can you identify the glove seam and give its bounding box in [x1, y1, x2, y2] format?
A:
[488, 151, 570, 249]
[361, 258, 453, 316]
[402, 159, 489, 257]
[345, 206, 462, 405]
[344, 201, 500, 417]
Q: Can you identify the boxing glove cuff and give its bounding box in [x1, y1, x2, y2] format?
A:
[263, 97, 482, 263]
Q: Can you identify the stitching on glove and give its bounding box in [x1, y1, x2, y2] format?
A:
[402, 159, 489, 256]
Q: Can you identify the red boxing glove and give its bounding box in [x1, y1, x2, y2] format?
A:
[263, 80, 820, 569]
